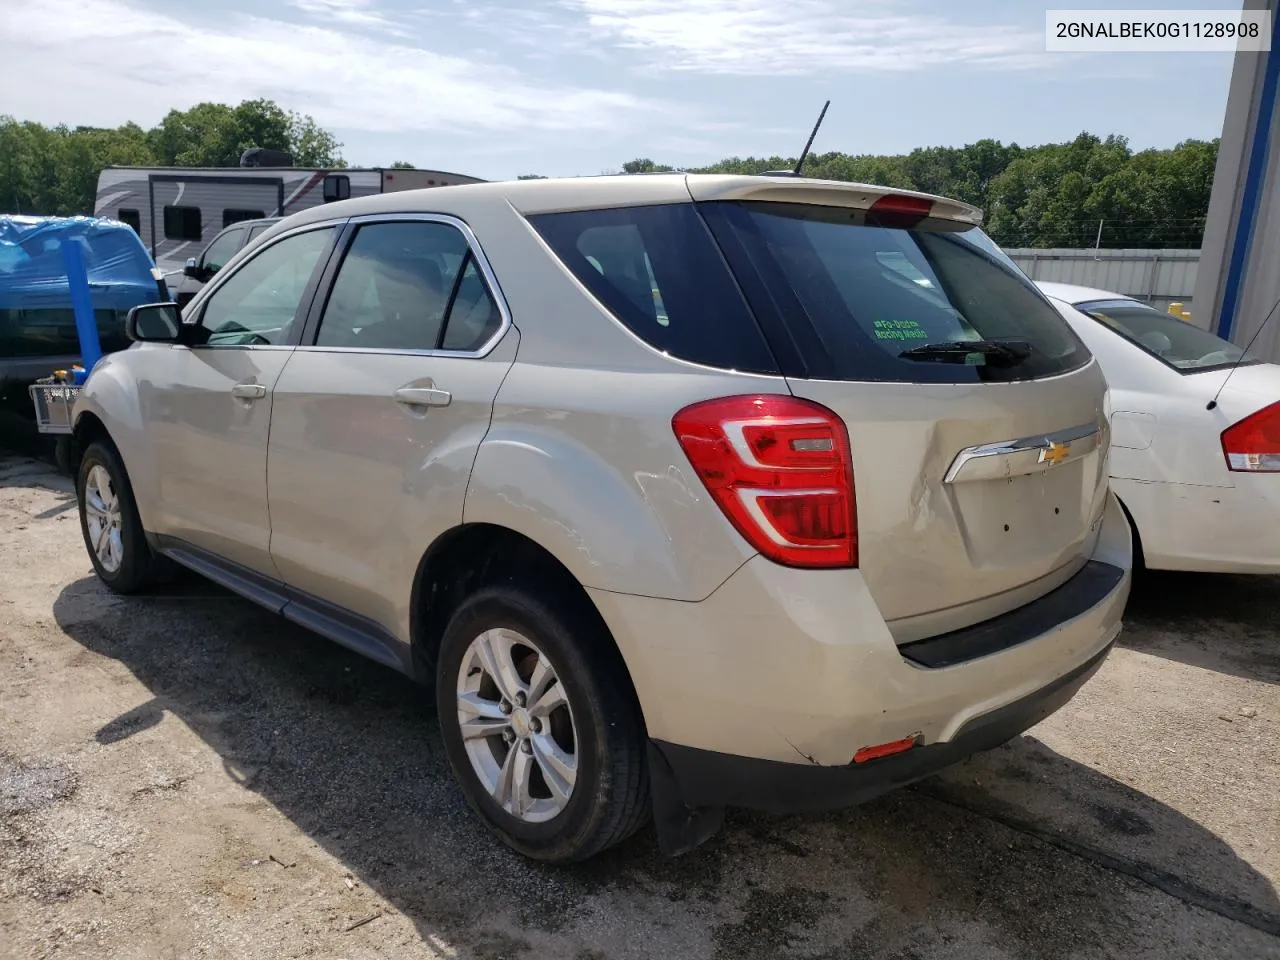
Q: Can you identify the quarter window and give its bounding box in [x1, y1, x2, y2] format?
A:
[528, 203, 778, 374]
[199, 228, 335, 346]
[163, 205, 202, 242]
[315, 221, 502, 352]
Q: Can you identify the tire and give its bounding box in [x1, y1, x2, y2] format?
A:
[436, 584, 650, 862]
[77, 441, 173, 594]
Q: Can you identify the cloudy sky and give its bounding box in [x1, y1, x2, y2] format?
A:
[0, 0, 1238, 179]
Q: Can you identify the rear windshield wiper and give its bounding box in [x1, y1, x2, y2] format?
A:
[898, 339, 1032, 366]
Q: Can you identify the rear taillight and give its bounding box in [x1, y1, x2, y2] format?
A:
[672, 394, 857, 568]
[1222, 401, 1280, 472]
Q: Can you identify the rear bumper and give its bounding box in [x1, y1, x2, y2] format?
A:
[590, 491, 1132, 853]
[590, 491, 1131, 767]
[648, 640, 1111, 818]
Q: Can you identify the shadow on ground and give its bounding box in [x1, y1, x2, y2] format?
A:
[1122, 569, 1280, 685]
[50, 575, 1280, 960]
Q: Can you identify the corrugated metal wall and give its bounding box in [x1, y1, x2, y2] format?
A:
[1005, 248, 1200, 313]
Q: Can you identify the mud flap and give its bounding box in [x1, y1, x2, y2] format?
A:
[647, 741, 725, 857]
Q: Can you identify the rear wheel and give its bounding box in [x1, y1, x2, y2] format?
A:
[77, 441, 172, 594]
[436, 584, 649, 862]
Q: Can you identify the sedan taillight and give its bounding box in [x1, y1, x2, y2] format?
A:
[1222, 401, 1280, 472]
[672, 394, 857, 568]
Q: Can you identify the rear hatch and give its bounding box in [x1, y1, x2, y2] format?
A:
[692, 180, 1111, 638]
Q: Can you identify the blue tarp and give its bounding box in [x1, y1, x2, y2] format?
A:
[0, 215, 162, 312]
[0, 215, 166, 376]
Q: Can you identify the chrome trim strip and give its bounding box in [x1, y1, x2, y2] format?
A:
[943, 421, 1101, 484]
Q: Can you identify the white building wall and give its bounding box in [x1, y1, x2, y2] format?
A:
[1006, 248, 1199, 313]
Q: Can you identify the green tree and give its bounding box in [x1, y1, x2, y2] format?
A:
[287, 110, 344, 167]
[622, 158, 675, 174]
[630, 132, 1218, 249]
[390, 160, 415, 169]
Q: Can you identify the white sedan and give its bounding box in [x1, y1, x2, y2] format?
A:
[1036, 281, 1280, 573]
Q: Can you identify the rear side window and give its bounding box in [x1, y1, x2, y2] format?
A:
[528, 203, 778, 375]
[702, 201, 1091, 383]
[1074, 299, 1256, 373]
[314, 220, 502, 352]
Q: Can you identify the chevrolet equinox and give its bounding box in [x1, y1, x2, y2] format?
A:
[72, 174, 1132, 862]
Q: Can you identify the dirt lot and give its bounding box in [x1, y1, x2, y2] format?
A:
[1, 447, 1277, 960]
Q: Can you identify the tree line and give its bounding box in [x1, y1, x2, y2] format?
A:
[0, 99, 1215, 250]
[610, 132, 1218, 249]
[0, 100, 343, 219]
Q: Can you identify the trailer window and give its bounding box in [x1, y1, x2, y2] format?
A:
[323, 175, 351, 203]
[117, 209, 141, 235]
[223, 209, 265, 228]
[163, 206, 202, 242]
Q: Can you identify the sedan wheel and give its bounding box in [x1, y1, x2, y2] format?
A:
[456, 628, 578, 823]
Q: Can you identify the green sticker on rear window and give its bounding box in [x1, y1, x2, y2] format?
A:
[873, 319, 929, 341]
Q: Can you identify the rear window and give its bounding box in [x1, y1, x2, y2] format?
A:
[1074, 298, 1256, 373]
[527, 203, 779, 374]
[701, 201, 1092, 383]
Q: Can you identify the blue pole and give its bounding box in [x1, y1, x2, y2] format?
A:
[61, 238, 102, 382]
[1218, 10, 1280, 342]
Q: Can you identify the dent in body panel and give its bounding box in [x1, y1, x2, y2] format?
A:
[465, 360, 781, 602]
[790, 362, 1110, 627]
[593, 495, 1129, 766]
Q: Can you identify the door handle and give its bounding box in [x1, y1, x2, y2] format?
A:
[231, 382, 267, 400]
[393, 386, 451, 408]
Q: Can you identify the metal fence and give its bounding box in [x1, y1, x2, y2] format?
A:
[1005, 248, 1200, 314]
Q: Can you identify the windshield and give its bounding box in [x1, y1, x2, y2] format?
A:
[1074, 298, 1256, 373]
[701, 201, 1092, 383]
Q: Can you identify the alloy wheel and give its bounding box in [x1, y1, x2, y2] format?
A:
[455, 628, 578, 823]
[83, 465, 124, 573]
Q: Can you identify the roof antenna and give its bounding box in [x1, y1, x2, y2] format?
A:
[763, 101, 830, 178]
[793, 100, 830, 176]
[1207, 291, 1280, 410]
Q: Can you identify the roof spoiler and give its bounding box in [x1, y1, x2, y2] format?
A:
[685, 177, 984, 226]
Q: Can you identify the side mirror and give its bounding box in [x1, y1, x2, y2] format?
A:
[126, 303, 183, 343]
[183, 257, 201, 279]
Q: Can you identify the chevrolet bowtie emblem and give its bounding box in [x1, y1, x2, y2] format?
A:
[1039, 440, 1070, 466]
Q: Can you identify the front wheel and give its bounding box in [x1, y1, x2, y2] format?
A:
[436, 585, 649, 862]
[77, 441, 172, 594]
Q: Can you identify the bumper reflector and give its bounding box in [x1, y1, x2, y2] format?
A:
[852, 735, 920, 764]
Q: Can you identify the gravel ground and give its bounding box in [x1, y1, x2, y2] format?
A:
[0, 446, 1277, 960]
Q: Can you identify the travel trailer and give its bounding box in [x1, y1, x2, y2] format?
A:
[93, 163, 484, 277]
